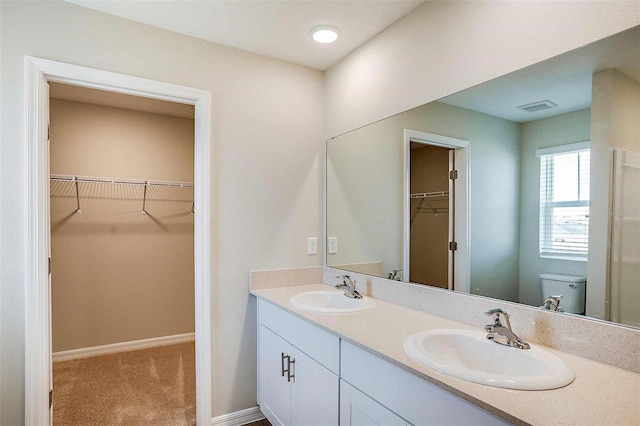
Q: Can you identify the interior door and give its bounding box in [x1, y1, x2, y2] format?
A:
[44, 80, 53, 425]
[448, 149, 455, 291]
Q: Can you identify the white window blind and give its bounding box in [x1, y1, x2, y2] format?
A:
[537, 142, 590, 260]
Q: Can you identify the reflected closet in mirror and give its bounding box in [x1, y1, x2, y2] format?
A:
[326, 26, 640, 328]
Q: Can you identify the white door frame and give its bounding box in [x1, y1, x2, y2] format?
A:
[24, 56, 212, 426]
[403, 129, 470, 293]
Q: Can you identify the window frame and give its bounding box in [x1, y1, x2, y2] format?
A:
[536, 141, 591, 261]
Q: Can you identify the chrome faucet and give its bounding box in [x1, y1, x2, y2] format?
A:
[335, 275, 362, 299]
[387, 269, 403, 281]
[541, 295, 564, 312]
[484, 308, 530, 349]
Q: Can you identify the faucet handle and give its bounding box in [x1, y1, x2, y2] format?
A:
[336, 274, 355, 287]
[542, 295, 564, 312]
[485, 308, 510, 327]
[485, 308, 509, 317]
[485, 308, 514, 330]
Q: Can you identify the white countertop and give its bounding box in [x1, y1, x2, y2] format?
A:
[251, 284, 640, 426]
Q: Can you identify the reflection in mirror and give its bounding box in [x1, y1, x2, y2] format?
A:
[408, 142, 452, 289]
[326, 26, 640, 328]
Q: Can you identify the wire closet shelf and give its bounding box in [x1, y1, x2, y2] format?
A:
[410, 190, 449, 215]
[50, 174, 195, 215]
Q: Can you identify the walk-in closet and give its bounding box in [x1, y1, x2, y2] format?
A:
[409, 142, 452, 288]
[48, 83, 196, 425]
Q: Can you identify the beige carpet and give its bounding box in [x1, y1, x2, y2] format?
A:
[53, 342, 196, 426]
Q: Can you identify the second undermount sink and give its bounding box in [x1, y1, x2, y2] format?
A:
[290, 290, 376, 313]
[404, 329, 574, 390]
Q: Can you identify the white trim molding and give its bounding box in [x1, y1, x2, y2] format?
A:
[211, 406, 266, 426]
[535, 141, 591, 157]
[403, 129, 470, 293]
[52, 333, 195, 362]
[24, 56, 213, 426]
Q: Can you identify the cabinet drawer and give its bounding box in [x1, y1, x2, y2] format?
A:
[258, 298, 340, 374]
[341, 341, 511, 426]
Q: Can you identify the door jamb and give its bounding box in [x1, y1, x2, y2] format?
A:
[24, 56, 213, 425]
[403, 129, 470, 292]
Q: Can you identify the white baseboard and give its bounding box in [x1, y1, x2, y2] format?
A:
[52, 332, 195, 362]
[211, 406, 265, 426]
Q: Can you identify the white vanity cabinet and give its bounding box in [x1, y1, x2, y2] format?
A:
[340, 380, 410, 425]
[258, 299, 340, 426]
[341, 341, 511, 426]
[258, 325, 295, 425]
[257, 298, 512, 426]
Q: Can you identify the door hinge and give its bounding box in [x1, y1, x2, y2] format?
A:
[449, 170, 458, 180]
[449, 241, 458, 251]
[47, 124, 50, 141]
[48, 257, 51, 275]
[49, 389, 53, 408]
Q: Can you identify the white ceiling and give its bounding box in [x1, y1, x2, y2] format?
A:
[66, 0, 423, 70]
[440, 26, 640, 123]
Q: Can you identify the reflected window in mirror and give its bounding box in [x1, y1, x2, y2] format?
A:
[537, 142, 591, 261]
[325, 25, 640, 329]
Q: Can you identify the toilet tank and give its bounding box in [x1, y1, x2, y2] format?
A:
[540, 274, 586, 314]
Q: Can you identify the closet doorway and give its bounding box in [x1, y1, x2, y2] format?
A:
[408, 142, 453, 288]
[49, 83, 197, 425]
[24, 57, 212, 426]
[403, 130, 470, 293]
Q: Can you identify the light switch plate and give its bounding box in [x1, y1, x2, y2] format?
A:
[328, 237, 338, 254]
[307, 237, 318, 255]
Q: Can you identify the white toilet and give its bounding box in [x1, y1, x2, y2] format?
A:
[540, 274, 587, 314]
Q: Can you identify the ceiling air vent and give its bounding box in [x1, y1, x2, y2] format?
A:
[517, 100, 558, 113]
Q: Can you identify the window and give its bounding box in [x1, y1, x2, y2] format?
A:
[537, 142, 590, 260]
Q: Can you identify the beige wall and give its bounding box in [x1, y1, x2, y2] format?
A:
[50, 99, 195, 352]
[2, 1, 638, 423]
[324, 1, 639, 137]
[0, 2, 324, 422]
[409, 144, 449, 288]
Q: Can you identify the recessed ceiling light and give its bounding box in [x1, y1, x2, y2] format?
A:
[310, 25, 339, 44]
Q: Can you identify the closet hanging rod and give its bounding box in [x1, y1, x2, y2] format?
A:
[50, 174, 194, 188]
[410, 191, 449, 199]
[417, 208, 449, 214]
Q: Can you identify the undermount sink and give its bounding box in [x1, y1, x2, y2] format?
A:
[289, 290, 376, 313]
[404, 329, 574, 390]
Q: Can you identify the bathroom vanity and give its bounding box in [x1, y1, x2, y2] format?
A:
[257, 293, 508, 425]
[252, 281, 640, 426]
[252, 25, 640, 426]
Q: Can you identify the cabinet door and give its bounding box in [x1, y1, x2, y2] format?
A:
[340, 380, 410, 426]
[341, 341, 511, 425]
[259, 325, 292, 426]
[291, 348, 339, 426]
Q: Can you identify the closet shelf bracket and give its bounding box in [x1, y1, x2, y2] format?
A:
[141, 182, 148, 216]
[74, 177, 81, 214]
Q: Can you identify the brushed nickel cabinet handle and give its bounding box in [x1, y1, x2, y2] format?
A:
[287, 357, 295, 382]
[281, 352, 287, 377]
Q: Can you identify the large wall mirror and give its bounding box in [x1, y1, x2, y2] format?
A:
[326, 26, 639, 329]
